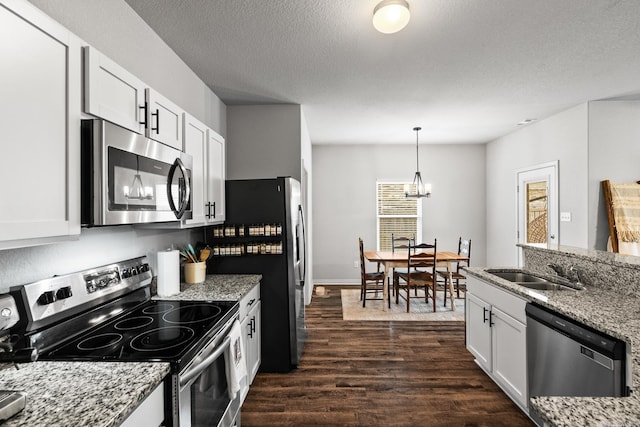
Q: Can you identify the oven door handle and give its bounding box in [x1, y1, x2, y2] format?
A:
[180, 335, 231, 389]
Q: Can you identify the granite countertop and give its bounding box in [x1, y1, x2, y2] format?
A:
[0, 274, 260, 426]
[0, 361, 169, 427]
[466, 267, 640, 427]
[152, 274, 261, 301]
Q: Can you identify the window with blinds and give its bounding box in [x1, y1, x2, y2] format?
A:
[376, 182, 422, 250]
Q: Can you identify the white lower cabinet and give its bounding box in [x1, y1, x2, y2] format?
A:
[239, 283, 261, 402]
[466, 276, 528, 410]
[120, 382, 165, 427]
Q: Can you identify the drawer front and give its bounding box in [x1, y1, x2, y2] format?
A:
[467, 276, 527, 324]
[239, 283, 260, 320]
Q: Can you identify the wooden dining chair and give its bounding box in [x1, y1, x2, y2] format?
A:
[395, 239, 438, 312]
[391, 233, 414, 296]
[437, 237, 471, 305]
[359, 238, 389, 308]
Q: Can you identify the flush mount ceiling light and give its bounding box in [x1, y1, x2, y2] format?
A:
[517, 118, 538, 126]
[405, 126, 432, 199]
[373, 0, 411, 34]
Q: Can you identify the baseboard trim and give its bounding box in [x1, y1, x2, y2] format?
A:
[312, 280, 360, 285]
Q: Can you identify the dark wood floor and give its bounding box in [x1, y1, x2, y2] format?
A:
[241, 285, 533, 426]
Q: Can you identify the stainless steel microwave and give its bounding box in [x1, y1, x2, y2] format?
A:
[81, 119, 192, 226]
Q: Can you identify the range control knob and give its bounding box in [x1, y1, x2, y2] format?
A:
[121, 268, 131, 279]
[37, 291, 56, 305]
[56, 286, 73, 300]
[140, 263, 150, 273]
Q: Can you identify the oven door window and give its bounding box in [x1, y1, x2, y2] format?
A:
[187, 353, 232, 426]
[108, 147, 180, 211]
[180, 353, 238, 427]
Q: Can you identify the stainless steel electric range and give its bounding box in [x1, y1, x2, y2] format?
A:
[8, 256, 240, 427]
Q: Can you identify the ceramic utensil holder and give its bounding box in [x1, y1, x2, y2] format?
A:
[184, 262, 206, 284]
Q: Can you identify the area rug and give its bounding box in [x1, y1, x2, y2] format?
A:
[341, 288, 465, 321]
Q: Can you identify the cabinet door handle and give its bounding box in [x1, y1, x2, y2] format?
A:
[483, 307, 489, 323]
[212, 202, 216, 218]
[251, 316, 256, 334]
[151, 109, 159, 133]
[205, 202, 211, 219]
[247, 298, 255, 307]
[489, 310, 495, 327]
[139, 103, 147, 126]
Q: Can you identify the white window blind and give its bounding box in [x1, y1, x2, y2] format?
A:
[376, 182, 422, 250]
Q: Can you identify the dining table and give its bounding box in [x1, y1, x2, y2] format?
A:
[364, 250, 470, 312]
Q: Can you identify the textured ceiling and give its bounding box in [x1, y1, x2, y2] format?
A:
[124, 0, 640, 145]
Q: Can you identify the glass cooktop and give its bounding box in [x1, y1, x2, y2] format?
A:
[41, 300, 238, 365]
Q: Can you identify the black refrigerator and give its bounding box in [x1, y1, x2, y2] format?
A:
[206, 177, 307, 372]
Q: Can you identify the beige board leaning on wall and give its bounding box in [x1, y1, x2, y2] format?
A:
[603, 180, 640, 256]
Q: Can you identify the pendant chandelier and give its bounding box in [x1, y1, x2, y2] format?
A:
[405, 126, 432, 198]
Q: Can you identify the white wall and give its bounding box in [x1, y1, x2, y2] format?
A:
[0, 0, 226, 292]
[226, 104, 315, 302]
[485, 104, 589, 266]
[300, 109, 314, 303]
[313, 143, 486, 283]
[587, 101, 640, 249]
[226, 105, 302, 180]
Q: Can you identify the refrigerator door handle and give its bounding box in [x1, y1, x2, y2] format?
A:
[296, 205, 307, 286]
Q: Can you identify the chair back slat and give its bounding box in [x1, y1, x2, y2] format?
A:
[457, 237, 471, 267]
[407, 240, 437, 270]
[392, 233, 415, 253]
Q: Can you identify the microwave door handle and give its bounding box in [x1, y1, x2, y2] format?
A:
[179, 335, 231, 390]
[167, 158, 190, 219]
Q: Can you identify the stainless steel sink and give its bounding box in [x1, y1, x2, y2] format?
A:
[486, 270, 577, 291]
[489, 271, 547, 283]
[515, 282, 575, 291]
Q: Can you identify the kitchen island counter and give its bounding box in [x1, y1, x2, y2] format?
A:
[0, 361, 169, 427]
[466, 267, 640, 427]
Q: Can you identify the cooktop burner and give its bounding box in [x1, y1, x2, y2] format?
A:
[41, 299, 237, 363]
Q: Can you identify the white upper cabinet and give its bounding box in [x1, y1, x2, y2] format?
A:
[183, 113, 208, 226]
[153, 114, 226, 229]
[84, 47, 184, 150]
[0, 0, 81, 249]
[206, 129, 226, 224]
[84, 46, 146, 135]
[146, 88, 184, 150]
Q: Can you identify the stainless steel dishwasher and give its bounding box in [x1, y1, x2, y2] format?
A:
[526, 303, 628, 401]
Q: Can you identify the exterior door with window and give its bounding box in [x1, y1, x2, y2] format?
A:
[516, 162, 558, 266]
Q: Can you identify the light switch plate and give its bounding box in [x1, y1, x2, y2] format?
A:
[560, 212, 571, 222]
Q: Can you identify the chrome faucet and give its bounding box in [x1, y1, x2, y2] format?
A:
[547, 263, 586, 289]
[547, 263, 566, 278]
[569, 266, 587, 289]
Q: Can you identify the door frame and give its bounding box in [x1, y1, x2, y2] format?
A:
[516, 161, 559, 266]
